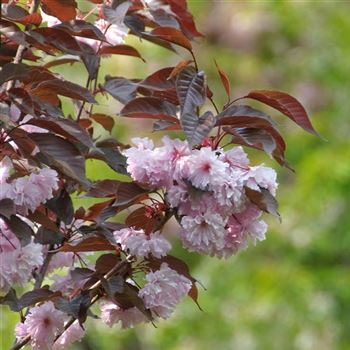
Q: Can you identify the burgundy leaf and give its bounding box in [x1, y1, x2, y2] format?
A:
[245, 90, 318, 136]
[54, 20, 106, 41]
[182, 110, 216, 147]
[214, 59, 231, 101]
[168, 60, 193, 80]
[150, 27, 192, 51]
[30, 133, 89, 188]
[27, 116, 94, 148]
[4, 215, 33, 246]
[176, 66, 206, 115]
[85, 180, 148, 205]
[125, 207, 164, 234]
[60, 236, 116, 252]
[121, 97, 179, 123]
[102, 77, 138, 104]
[245, 186, 280, 220]
[99, 44, 144, 61]
[41, 0, 77, 22]
[34, 79, 96, 103]
[90, 113, 115, 133]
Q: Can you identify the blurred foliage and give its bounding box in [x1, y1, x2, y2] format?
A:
[1, 1, 350, 349]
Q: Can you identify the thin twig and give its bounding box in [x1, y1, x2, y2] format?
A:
[6, 0, 41, 91]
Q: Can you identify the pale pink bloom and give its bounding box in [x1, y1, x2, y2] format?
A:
[15, 301, 66, 350]
[4, 167, 59, 215]
[218, 204, 267, 258]
[47, 252, 75, 273]
[50, 273, 90, 297]
[219, 146, 250, 168]
[244, 165, 278, 195]
[124, 138, 171, 188]
[139, 263, 192, 319]
[0, 219, 43, 294]
[180, 211, 227, 255]
[53, 321, 85, 350]
[0, 156, 12, 183]
[100, 302, 146, 328]
[185, 147, 228, 190]
[114, 228, 171, 258]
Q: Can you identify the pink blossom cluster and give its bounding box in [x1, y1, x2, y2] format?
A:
[100, 263, 192, 327]
[0, 157, 59, 215]
[0, 218, 43, 295]
[15, 301, 84, 350]
[113, 227, 171, 258]
[125, 137, 278, 258]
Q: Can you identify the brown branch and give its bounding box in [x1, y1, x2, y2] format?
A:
[6, 0, 42, 91]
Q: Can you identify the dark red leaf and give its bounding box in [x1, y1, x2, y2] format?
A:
[245, 90, 318, 136]
[176, 66, 206, 115]
[0, 20, 27, 46]
[19, 289, 61, 309]
[121, 97, 179, 123]
[214, 60, 231, 102]
[54, 20, 106, 41]
[41, 0, 77, 22]
[4, 215, 33, 246]
[168, 60, 193, 80]
[245, 186, 280, 220]
[45, 189, 74, 225]
[8, 87, 35, 116]
[29, 27, 84, 56]
[90, 114, 115, 133]
[0, 199, 15, 219]
[102, 77, 138, 104]
[27, 116, 94, 148]
[60, 236, 116, 252]
[34, 227, 64, 245]
[2, 5, 42, 26]
[0, 63, 55, 86]
[224, 126, 288, 168]
[99, 45, 144, 61]
[86, 180, 148, 205]
[95, 253, 120, 274]
[125, 207, 164, 234]
[182, 110, 216, 147]
[30, 133, 89, 188]
[27, 209, 61, 233]
[167, 0, 204, 39]
[43, 57, 80, 69]
[33, 79, 96, 103]
[150, 27, 192, 51]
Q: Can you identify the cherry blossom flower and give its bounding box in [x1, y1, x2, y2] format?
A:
[53, 321, 85, 350]
[139, 263, 192, 319]
[180, 211, 227, 255]
[0, 219, 43, 295]
[100, 302, 146, 328]
[114, 228, 171, 258]
[1, 167, 59, 215]
[15, 301, 66, 350]
[47, 252, 75, 273]
[185, 147, 228, 190]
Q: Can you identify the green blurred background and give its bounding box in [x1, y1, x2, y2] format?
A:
[2, 1, 350, 349]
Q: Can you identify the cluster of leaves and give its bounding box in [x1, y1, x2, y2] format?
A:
[0, 0, 318, 349]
